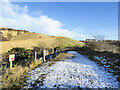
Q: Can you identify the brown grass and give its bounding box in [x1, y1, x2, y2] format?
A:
[55, 53, 74, 60]
[2, 60, 41, 88]
[10, 32, 50, 41]
[0, 36, 58, 55]
[0, 33, 84, 55]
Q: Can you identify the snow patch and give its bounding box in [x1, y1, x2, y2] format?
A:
[22, 51, 119, 89]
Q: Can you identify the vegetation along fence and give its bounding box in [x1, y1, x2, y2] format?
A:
[0, 47, 66, 69]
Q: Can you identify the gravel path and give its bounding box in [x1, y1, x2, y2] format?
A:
[22, 51, 119, 89]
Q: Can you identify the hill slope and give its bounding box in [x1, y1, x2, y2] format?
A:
[0, 29, 84, 54]
[0, 27, 29, 41]
[10, 33, 50, 41]
[54, 36, 84, 48]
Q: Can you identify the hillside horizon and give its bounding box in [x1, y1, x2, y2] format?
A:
[0, 27, 84, 55]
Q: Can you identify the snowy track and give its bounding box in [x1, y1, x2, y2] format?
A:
[23, 51, 119, 89]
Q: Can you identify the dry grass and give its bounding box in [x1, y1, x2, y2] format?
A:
[2, 66, 27, 87]
[0, 33, 84, 55]
[10, 32, 50, 41]
[54, 36, 84, 48]
[0, 35, 58, 55]
[55, 53, 74, 60]
[2, 60, 41, 88]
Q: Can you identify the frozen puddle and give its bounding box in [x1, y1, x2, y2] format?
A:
[22, 51, 119, 89]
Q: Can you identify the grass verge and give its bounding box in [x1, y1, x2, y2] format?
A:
[54, 53, 74, 61]
[2, 60, 41, 89]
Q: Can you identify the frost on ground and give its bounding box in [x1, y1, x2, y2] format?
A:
[94, 56, 120, 79]
[22, 51, 119, 89]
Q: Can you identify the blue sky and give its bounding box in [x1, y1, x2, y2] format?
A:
[1, 2, 118, 40]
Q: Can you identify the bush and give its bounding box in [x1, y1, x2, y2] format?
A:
[86, 41, 119, 52]
[5, 48, 35, 67]
[85, 42, 101, 50]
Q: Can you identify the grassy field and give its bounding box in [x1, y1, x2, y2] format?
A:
[0, 32, 84, 55]
[54, 36, 84, 48]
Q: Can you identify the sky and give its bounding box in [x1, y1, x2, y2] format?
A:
[0, 1, 118, 40]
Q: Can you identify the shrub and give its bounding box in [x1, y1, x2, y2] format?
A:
[85, 42, 101, 50]
[86, 41, 119, 52]
[4, 47, 35, 68]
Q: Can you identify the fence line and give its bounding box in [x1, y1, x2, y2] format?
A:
[0, 47, 66, 69]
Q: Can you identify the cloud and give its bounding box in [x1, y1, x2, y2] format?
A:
[1, 1, 86, 40]
[31, 10, 42, 16]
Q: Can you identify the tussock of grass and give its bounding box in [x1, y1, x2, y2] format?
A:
[2, 60, 41, 88]
[54, 53, 74, 61]
[48, 62, 55, 67]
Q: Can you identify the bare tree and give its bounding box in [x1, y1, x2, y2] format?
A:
[89, 34, 119, 52]
[92, 34, 106, 51]
[92, 34, 105, 41]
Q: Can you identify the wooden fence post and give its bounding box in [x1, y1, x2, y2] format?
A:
[43, 48, 45, 62]
[10, 61, 12, 69]
[35, 51, 37, 62]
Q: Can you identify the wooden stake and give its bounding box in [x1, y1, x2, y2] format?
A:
[35, 51, 37, 62]
[10, 61, 12, 69]
[43, 48, 45, 62]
